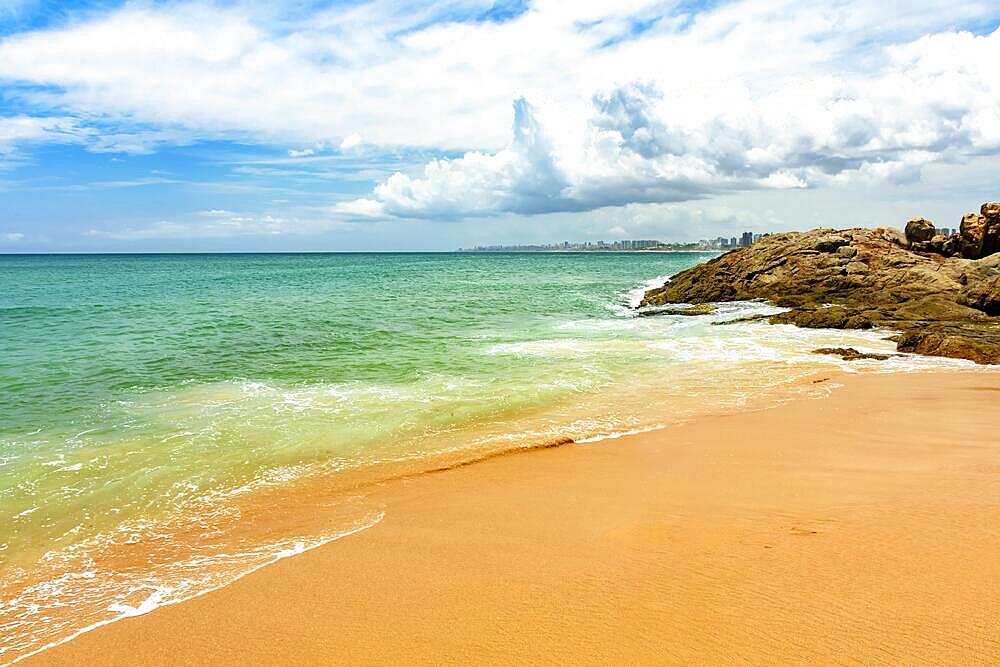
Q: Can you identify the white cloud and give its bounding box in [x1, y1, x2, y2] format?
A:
[337, 98, 568, 218]
[339, 133, 363, 153]
[4, 231, 24, 241]
[0, 115, 90, 157]
[0, 0, 999, 217]
[344, 32, 1000, 218]
[85, 209, 356, 240]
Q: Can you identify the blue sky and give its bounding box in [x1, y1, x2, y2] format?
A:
[1, 0, 999, 251]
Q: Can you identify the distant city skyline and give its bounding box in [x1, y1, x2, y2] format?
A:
[461, 232, 771, 252]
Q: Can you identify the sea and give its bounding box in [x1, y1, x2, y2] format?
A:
[0, 252, 975, 662]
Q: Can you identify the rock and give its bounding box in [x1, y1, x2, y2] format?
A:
[896, 323, 1000, 365]
[874, 227, 908, 247]
[837, 245, 858, 258]
[770, 307, 854, 329]
[961, 213, 987, 258]
[960, 274, 1000, 316]
[769, 306, 888, 330]
[982, 202, 1000, 257]
[637, 303, 716, 317]
[639, 213, 1000, 365]
[640, 227, 962, 310]
[891, 296, 988, 322]
[812, 347, 891, 361]
[957, 205, 1000, 259]
[924, 234, 948, 254]
[814, 235, 850, 253]
[942, 234, 963, 257]
[905, 218, 936, 245]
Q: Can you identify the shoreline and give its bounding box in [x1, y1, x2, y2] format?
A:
[24, 368, 1000, 664]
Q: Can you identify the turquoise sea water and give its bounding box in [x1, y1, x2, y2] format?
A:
[0, 252, 969, 662]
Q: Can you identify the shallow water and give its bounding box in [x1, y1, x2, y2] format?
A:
[0, 252, 975, 662]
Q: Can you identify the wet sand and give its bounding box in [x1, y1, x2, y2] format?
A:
[29, 370, 1000, 664]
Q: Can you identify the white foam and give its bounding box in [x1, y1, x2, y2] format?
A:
[487, 339, 591, 356]
[3, 513, 384, 666]
[576, 424, 669, 443]
[625, 274, 673, 309]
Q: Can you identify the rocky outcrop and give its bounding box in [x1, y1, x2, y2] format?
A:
[640, 214, 1000, 364]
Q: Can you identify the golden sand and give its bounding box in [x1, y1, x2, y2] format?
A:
[28, 370, 1000, 664]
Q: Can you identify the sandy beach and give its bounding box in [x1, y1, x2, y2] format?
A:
[26, 369, 1000, 664]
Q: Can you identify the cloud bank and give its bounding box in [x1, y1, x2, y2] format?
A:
[342, 26, 1000, 218]
[1, 0, 999, 221]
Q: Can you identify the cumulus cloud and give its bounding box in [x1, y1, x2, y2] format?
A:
[339, 98, 568, 217]
[0, 0, 998, 218]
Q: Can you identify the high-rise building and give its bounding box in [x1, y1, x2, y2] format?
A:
[730, 236, 738, 248]
[740, 231, 754, 247]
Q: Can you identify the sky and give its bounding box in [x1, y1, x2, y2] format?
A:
[0, 0, 999, 252]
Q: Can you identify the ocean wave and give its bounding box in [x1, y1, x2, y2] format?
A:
[2, 510, 383, 666]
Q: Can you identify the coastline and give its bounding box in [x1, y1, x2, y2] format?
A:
[25, 368, 1000, 665]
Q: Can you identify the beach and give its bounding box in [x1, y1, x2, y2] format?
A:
[10, 251, 967, 663]
[26, 369, 1000, 665]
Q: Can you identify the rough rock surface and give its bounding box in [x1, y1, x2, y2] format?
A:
[905, 218, 935, 245]
[640, 224, 1000, 364]
[958, 203, 1000, 259]
[637, 303, 717, 317]
[812, 347, 892, 361]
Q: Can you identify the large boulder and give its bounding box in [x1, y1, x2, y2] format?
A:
[982, 202, 1000, 257]
[959, 205, 1000, 259]
[961, 274, 1000, 316]
[942, 234, 963, 257]
[905, 218, 936, 245]
[911, 234, 948, 254]
[960, 212, 987, 258]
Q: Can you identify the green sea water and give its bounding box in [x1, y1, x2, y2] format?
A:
[0, 252, 969, 662]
